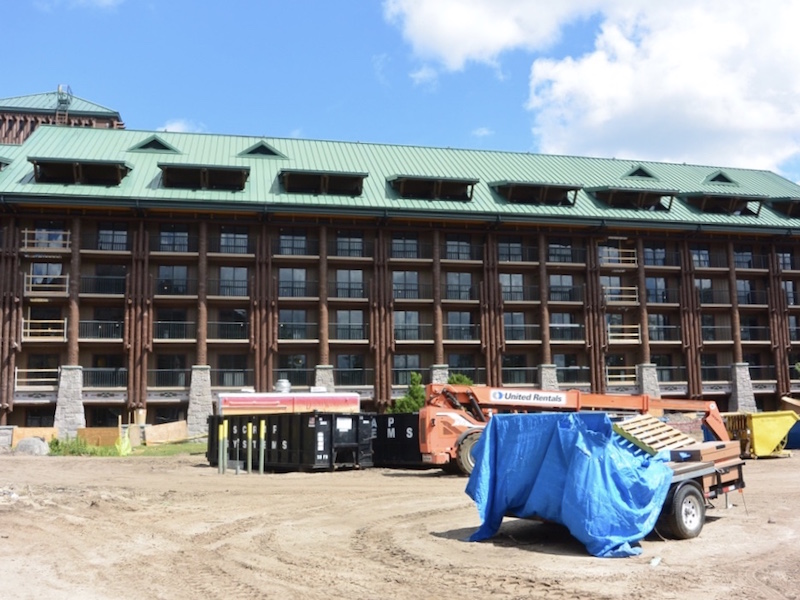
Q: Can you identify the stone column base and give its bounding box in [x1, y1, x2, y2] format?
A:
[730, 363, 757, 412]
[54, 366, 85, 439]
[314, 365, 335, 392]
[430, 364, 449, 385]
[187, 365, 212, 438]
[538, 364, 559, 390]
[636, 363, 661, 397]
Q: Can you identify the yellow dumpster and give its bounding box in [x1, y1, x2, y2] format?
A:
[723, 411, 800, 458]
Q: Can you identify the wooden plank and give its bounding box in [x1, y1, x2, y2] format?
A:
[613, 414, 696, 455]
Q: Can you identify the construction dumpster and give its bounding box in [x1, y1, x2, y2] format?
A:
[723, 411, 800, 458]
[371, 413, 424, 467]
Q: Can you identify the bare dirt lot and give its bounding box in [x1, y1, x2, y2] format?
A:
[0, 450, 798, 600]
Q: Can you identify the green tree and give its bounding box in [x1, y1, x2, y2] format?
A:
[389, 371, 425, 413]
[447, 373, 473, 385]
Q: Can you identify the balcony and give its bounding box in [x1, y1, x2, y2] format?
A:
[749, 365, 777, 381]
[448, 367, 487, 384]
[698, 289, 730, 304]
[329, 324, 368, 341]
[207, 279, 249, 297]
[606, 366, 637, 385]
[21, 229, 70, 252]
[392, 283, 432, 300]
[649, 325, 682, 342]
[278, 322, 318, 340]
[701, 326, 733, 342]
[643, 250, 681, 267]
[547, 247, 586, 263]
[442, 284, 480, 301]
[211, 369, 255, 388]
[700, 366, 731, 381]
[147, 369, 191, 387]
[504, 324, 541, 341]
[646, 288, 680, 304]
[556, 366, 591, 384]
[328, 239, 374, 258]
[442, 243, 483, 261]
[501, 367, 538, 385]
[443, 324, 480, 341]
[736, 290, 768, 305]
[83, 368, 128, 388]
[274, 368, 312, 387]
[156, 279, 198, 296]
[22, 318, 67, 341]
[598, 248, 637, 267]
[154, 321, 197, 340]
[603, 286, 638, 303]
[394, 324, 434, 341]
[608, 324, 641, 343]
[329, 282, 367, 299]
[389, 242, 433, 260]
[550, 324, 585, 341]
[498, 245, 538, 262]
[549, 285, 583, 302]
[24, 274, 69, 296]
[501, 285, 539, 302]
[740, 326, 771, 341]
[79, 320, 124, 340]
[81, 233, 131, 252]
[334, 368, 375, 386]
[150, 236, 199, 253]
[273, 239, 319, 256]
[656, 366, 688, 383]
[392, 368, 421, 386]
[692, 252, 727, 269]
[278, 281, 319, 298]
[734, 254, 770, 269]
[80, 276, 126, 295]
[207, 321, 249, 340]
[15, 367, 60, 388]
[208, 236, 254, 254]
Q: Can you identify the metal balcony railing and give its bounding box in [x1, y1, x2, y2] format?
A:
[649, 325, 682, 342]
[643, 250, 681, 267]
[15, 367, 60, 388]
[21, 229, 71, 251]
[498, 245, 538, 262]
[394, 324, 434, 341]
[278, 281, 319, 298]
[389, 241, 433, 259]
[24, 274, 69, 296]
[607, 324, 641, 343]
[147, 369, 192, 387]
[700, 366, 731, 381]
[549, 285, 583, 302]
[207, 321, 249, 340]
[734, 254, 770, 269]
[80, 276, 126, 295]
[691, 252, 728, 268]
[656, 366, 688, 383]
[556, 366, 591, 384]
[443, 324, 480, 341]
[504, 324, 541, 341]
[208, 236, 255, 254]
[151, 235, 199, 253]
[740, 326, 771, 341]
[273, 238, 319, 256]
[501, 367, 537, 385]
[547, 246, 586, 263]
[646, 288, 680, 303]
[442, 284, 480, 301]
[701, 326, 733, 342]
[736, 290, 768, 305]
[329, 282, 367, 299]
[392, 283, 432, 300]
[606, 366, 637, 384]
[550, 324, 585, 341]
[211, 369, 254, 388]
[22, 318, 67, 340]
[207, 279, 250, 296]
[442, 243, 483, 261]
[598, 247, 637, 267]
[328, 239, 374, 258]
[83, 368, 128, 388]
[156, 279, 198, 295]
[329, 324, 368, 340]
[392, 368, 421, 386]
[603, 286, 639, 303]
[154, 321, 197, 340]
[334, 368, 375, 386]
[749, 365, 777, 380]
[278, 322, 318, 340]
[698, 288, 730, 304]
[79, 320, 124, 340]
[81, 233, 132, 251]
[274, 368, 312, 387]
[448, 367, 487, 384]
[501, 285, 539, 302]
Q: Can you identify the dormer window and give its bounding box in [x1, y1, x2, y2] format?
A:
[705, 170, 737, 185]
[388, 175, 477, 201]
[129, 135, 178, 153]
[491, 181, 580, 206]
[587, 186, 676, 211]
[241, 141, 284, 158]
[623, 165, 657, 180]
[29, 157, 131, 186]
[158, 163, 249, 191]
[682, 192, 763, 216]
[280, 169, 366, 196]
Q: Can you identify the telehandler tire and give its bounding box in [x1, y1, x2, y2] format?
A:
[456, 431, 481, 475]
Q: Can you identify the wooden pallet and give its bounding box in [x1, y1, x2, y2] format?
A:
[612, 414, 697, 455]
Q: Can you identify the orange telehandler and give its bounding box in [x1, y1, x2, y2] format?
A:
[418, 383, 730, 475]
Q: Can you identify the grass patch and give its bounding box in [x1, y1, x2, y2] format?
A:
[131, 441, 208, 457]
[49, 437, 119, 457]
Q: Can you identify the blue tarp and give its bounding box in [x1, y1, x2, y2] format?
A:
[465, 413, 673, 558]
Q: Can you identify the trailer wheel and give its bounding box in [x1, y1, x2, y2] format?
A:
[668, 484, 705, 539]
[456, 431, 481, 475]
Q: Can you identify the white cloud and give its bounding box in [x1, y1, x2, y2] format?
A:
[384, 0, 800, 175]
[410, 65, 438, 87]
[372, 54, 390, 86]
[472, 127, 494, 138]
[158, 119, 205, 134]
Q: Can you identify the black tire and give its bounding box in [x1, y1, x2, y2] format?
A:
[455, 431, 481, 475]
[668, 484, 705, 539]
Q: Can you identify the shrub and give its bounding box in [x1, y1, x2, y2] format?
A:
[389, 371, 425, 413]
[448, 373, 473, 385]
[48, 436, 117, 457]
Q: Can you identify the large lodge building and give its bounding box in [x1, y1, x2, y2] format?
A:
[2, 88, 800, 435]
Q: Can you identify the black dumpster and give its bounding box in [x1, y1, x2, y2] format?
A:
[371, 413, 424, 467]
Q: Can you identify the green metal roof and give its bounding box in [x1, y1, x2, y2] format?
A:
[0, 90, 121, 118]
[2, 125, 800, 234]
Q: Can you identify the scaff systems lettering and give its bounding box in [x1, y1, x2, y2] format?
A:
[491, 390, 567, 405]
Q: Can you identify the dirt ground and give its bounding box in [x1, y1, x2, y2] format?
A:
[0, 450, 798, 600]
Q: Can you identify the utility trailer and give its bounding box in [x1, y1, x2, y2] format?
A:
[614, 415, 745, 539]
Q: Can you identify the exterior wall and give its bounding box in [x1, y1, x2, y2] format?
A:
[0, 111, 123, 145]
[2, 210, 798, 427]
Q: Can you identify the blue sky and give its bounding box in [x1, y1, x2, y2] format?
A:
[6, 1, 800, 181]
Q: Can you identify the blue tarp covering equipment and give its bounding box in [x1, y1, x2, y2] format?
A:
[465, 412, 674, 558]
